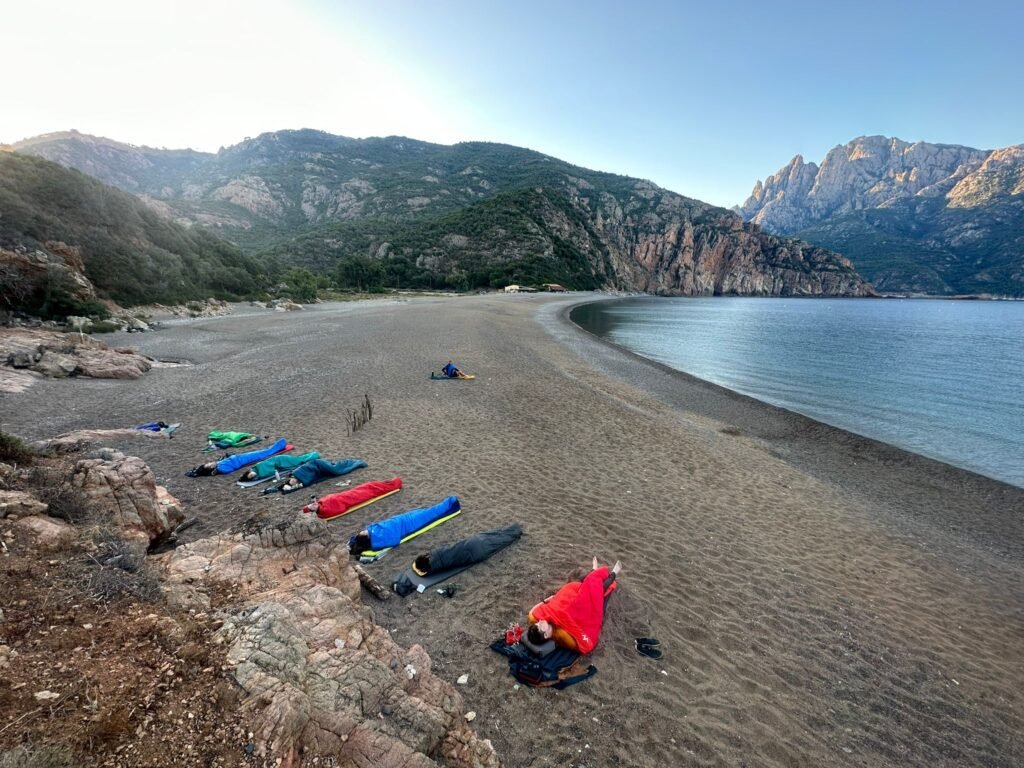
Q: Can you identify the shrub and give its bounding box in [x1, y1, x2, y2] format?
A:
[0, 428, 34, 464]
[29, 464, 90, 524]
[0, 746, 75, 768]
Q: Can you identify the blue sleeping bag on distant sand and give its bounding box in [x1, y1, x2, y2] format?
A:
[358, 496, 461, 551]
[216, 439, 289, 474]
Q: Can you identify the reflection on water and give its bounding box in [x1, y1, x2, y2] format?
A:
[573, 297, 1024, 488]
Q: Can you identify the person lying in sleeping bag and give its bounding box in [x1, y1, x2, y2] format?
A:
[525, 557, 622, 654]
[204, 431, 261, 450]
[412, 524, 521, 575]
[276, 458, 367, 493]
[186, 439, 289, 477]
[240, 451, 320, 481]
[349, 496, 461, 556]
[392, 524, 522, 596]
[303, 477, 403, 519]
[440, 361, 468, 379]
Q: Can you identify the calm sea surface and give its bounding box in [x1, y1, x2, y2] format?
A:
[572, 297, 1024, 488]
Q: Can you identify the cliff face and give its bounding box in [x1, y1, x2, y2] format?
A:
[13, 130, 873, 297]
[588, 184, 869, 296]
[736, 136, 1024, 296]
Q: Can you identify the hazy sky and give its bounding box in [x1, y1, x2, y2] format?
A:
[5, 0, 1023, 206]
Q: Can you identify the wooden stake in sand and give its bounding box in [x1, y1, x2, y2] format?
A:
[353, 564, 390, 601]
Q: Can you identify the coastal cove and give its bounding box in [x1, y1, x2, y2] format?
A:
[3, 294, 1023, 767]
[571, 296, 1024, 489]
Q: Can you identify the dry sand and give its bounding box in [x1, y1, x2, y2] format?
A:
[3, 293, 1022, 768]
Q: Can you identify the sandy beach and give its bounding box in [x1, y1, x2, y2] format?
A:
[4, 293, 1023, 768]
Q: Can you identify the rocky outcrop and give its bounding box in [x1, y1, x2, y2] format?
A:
[32, 428, 173, 456]
[14, 515, 75, 552]
[737, 136, 992, 233]
[0, 490, 48, 518]
[160, 513, 498, 768]
[947, 145, 1024, 208]
[0, 328, 152, 390]
[71, 451, 185, 546]
[0, 243, 97, 310]
[211, 176, 285, 221]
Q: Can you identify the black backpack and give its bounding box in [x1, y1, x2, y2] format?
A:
[490, 639, 597, 689]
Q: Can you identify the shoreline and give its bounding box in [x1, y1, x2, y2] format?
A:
[3, 293, 1022, 767]
[547, 295, 1024, 561]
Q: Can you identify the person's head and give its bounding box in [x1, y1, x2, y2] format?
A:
[413, 553, 431, 575]
[283, 477, 300, 489]
[242, 469, 257, 480]
[349, 531, 372, 555]
[527, 621, 552, 646]
[303, 496, 320, 515]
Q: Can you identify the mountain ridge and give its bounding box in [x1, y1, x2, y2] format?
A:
[11, 129, 873, 298]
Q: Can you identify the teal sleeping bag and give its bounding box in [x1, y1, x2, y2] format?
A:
[249, 451, 319, 480]
[216, 439, 288, 474]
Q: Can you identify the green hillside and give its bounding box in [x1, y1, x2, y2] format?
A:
[0, 152, 262, 315]
[262, 187, 617, 290]
[797, 196, 1024, 296]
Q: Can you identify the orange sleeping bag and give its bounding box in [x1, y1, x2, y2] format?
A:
[529, 566, 617, 654]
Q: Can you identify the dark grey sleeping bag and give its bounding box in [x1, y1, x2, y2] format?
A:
[392, 524, 522, 596]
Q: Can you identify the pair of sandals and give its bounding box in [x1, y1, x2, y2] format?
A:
[635, 636, 662, 659]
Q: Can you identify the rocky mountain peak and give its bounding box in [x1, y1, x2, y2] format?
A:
[738, 136, 995, 234]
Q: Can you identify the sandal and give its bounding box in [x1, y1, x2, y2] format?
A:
[635, 641, 663, 660]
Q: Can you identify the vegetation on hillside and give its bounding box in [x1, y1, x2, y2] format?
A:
[261, 187, 616, 291]
[797, 195, 1024, 296]
[0, 153, 264, 315]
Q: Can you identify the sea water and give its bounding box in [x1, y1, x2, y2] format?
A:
[572, 297, 1024, 488]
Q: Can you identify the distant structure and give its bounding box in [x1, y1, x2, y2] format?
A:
[503, 284, 521, 293]
[503, 284, 537, 293]
[542, 283, 567, 292]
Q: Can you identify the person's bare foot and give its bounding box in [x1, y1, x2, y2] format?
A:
[612, 560, 622, 575]
[592, 556, 600, 571]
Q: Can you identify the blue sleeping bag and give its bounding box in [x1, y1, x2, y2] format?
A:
[360, 496, 461, 550]
[216, 438, 288, 474]
[292, 458, 367, 487]
[133, 421, 167, 432]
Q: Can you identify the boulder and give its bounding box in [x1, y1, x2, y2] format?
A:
[30, 350, 77, 378]
[0, 490, 48, 518]
[15, 515, 75, 552]
[71, 452, 184, 544]
[73, 347, 151, 379]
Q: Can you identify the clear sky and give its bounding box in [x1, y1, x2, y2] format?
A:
[4, 0, 1023, 207]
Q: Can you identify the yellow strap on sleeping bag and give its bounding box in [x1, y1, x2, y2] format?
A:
[359, 509, 463, 560]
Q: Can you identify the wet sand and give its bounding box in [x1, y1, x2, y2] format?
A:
[4, 293, 1023, 767]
